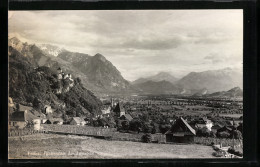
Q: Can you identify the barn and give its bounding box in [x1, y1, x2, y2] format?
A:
[165, 117, 196, 143]
[9, 110, 41, 130]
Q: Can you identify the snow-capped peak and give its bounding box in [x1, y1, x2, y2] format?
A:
[37, 43, 66, 57]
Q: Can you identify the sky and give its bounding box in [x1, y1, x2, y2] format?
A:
[8, 10, 243, 81]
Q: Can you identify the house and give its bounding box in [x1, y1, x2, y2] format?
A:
[165, 117, 196, 143]
[9, 110, 41, 130]
[18, 104, 33, 112]
[195, 117, 213, 131]
[45, 118, 64, 125]
[101, 106, 111, 115]
[120, 114, 133, 122]
[70, 117, 86, 126]
[57, 67, 62, 73]
[64, 74, 69, 79]
[31, 110, 47, 123]
[113, 102, 125, 117]
[57, 67, 63, 80]
[44, 105, 53, 114]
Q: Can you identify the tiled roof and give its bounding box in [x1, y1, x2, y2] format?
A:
[10, 111, 39, 122]
[124, 114, 133, 121]
[72, 117, 85, 123]
[18, 104, 33, 112]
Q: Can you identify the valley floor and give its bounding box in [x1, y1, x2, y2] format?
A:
[8, 134, 216, 159]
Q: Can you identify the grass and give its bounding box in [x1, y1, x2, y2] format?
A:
[8, 134, 215, 159]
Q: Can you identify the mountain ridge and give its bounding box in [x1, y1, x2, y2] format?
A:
[176, 68, 242, 93]
[9, 37, 243, 96]
[9, 44, 102, 120]
[132, 72, 178, 85]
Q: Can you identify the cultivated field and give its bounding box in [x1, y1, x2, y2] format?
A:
[218, 114, 243, 118]
[8, 134, 215, 159]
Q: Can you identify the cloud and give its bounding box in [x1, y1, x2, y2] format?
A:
[121, 36, 182, 50]
[8, 10, 243, 81]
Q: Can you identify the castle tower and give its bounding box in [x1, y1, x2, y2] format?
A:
[57, 67, 62, 73]
[111, 98, 114, 108]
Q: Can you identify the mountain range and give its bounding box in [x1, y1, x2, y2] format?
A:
[176, 68, 242, 93]
[132, 68, 242, 95]
[8, 40, 102, 119]
[9, 37, 243, 96]
[132, 72, 178, 85]
[134, 80, 181, 95]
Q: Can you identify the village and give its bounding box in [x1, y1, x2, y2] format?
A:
[8, 86, 243, 158]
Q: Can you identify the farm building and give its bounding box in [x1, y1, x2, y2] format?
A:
[17, 104, 33, 112]
[70, 117, 86, 126]
[44, 105, 53, 114]
[101, 106, 111, 115]
[113, 102, 125, 117]
[195, 117, 213, 131]
[165, 117, 196, 143]
[9, 110, 41, 130]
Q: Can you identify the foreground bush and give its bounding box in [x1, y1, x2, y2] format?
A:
[228, 147, 243, 157]
[212, 150, 226, 157]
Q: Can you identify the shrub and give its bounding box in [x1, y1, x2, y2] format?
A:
[129, 119, 142, 132]
[228, 147, 243, 157]
[231, 130, 242, 139]
[142, 133, 152, 143]
[142, 123, 152, 133]
[217, 131, 230, 138]
[212, 150, 226, 157]
[121, 121, 129, 130]
[151, 126, 157, 134]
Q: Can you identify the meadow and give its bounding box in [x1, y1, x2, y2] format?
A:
[8, 134, 215, 159]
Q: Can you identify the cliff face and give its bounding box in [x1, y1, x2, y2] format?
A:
[9, 44, 102, 119]
[58, 52, 130, 93]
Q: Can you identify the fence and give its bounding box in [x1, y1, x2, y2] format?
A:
[8, 128, 45, 137]
[194, 137, 242, 148]
[111, 132, 143, 142]
[41, 124, 166, 143]
[41, 124, 117, 137]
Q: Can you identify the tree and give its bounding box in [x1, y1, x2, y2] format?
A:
[142, 133, 152, 143]
[25, 120, 34, 129]
[32, 97, 40, 108]
[197, 127, 211, 137]
[232, 130, 242, 139]
[62, 114, 70, 124]
[142, 123, 152, 133]
[159, 124, 171, 134]
[129, 119, 143, 132]
[217, 131, 230, 138]
[121, 121, 129, 131]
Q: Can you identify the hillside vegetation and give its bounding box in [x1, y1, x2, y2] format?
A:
[9, 45, 102, 119]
